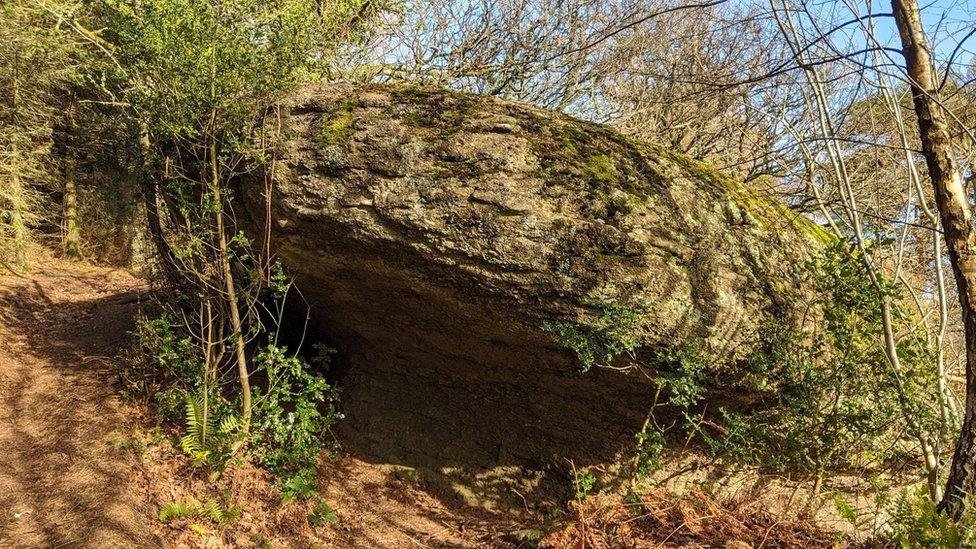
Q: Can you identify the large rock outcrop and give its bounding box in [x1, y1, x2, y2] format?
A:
[240, 83, 827, 502]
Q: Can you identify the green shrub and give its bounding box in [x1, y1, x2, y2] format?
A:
[252, 343, 343, 499]
[126, 295, 342, 498]
[544, 241, 948, 484]
[632, 426, 664, 478]
[572, 469, 598, 500]
[123, 313, 206, 423]
[887, 488, 976, 548]
[653, 343, 708, 411]
[710, 242, 943, 475]
[542, 301, 641, 373]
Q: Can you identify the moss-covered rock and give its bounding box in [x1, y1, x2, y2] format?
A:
[239, 83, 823, 504]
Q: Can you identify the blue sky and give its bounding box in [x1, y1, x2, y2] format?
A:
[852, 0, 974, 71]
[900, 0, 972, 64]
[755, 0, 976, 85]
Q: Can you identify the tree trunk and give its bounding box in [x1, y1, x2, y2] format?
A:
[138, 121, 183, 288]
[211, 140, 251, 435]
[8, 69, 27, 267]
[9, 153, 28, 268]
[891, 0, 975, 519]
[63, 155, 81, 259]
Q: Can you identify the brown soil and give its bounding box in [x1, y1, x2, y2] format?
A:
[0, 256, 535, 548]
[539, 490, 843, 548]
[0, 258, 159, 547]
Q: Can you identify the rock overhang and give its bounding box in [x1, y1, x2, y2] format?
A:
[238, 83, 824, 503]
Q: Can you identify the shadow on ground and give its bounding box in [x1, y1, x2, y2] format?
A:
[0, 266, 160, 548]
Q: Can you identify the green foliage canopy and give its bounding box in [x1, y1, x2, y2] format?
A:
[99, 0, 379, 143]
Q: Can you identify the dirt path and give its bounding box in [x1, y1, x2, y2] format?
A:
[0, 259, 159, 548]
[0, 257, 535, 548]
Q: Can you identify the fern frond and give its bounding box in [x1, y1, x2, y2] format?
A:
[159, 502, 193, 522]
[201, 500, 223, 523]
[185, 393, 205, 441]
[180, 433, 201, 454]
[180, 437, 210, 465]
[158, 497, 237, 526]
[218, 414, 239, 436]
[182, 392, 223, 465]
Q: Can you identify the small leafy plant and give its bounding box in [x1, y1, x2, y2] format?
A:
[632, 427, 664, 478]
[886, 488, 976, 548]
[308, 501, 339, 526]
[179, 392, 241, 470]
[542, 301, 642, 373]
[122, 313, 206, 423]
[127, 265, 343, 500]
[571, 469, 598, 500]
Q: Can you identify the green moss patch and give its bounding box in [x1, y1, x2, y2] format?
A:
[389, 85, 480, 136]
[650, 145, 833, 245]
[317, 102, 355, 145]
[584, 154, 616, 184]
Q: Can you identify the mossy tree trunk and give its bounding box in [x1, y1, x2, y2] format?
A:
[62, 154, 81, 259]
[7, 72, 27, 267]
[9, 164, 28, 268]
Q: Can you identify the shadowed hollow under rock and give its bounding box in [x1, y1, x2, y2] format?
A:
[239, 83, 827, 505]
